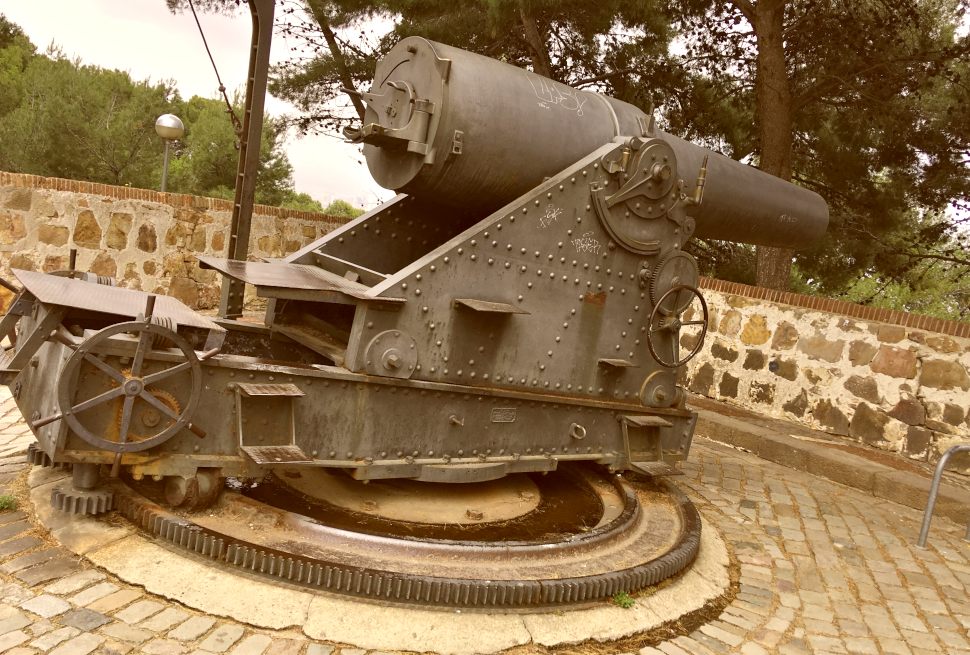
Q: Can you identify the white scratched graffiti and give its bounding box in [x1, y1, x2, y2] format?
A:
[539, 204, 563, 228]
[572, 231, 601, 254]
[526, 73, 588, 116]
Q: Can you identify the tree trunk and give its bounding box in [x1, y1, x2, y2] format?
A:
[749, 0, 794, 290]
[306, 1, 366, 122]
[518, 4, 553, 79]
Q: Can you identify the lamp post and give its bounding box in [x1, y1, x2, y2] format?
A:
[155, 114, 185, 192]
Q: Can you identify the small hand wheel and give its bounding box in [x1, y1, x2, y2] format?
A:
[646, 285, 709, 368]
[57, 321, 201, 453]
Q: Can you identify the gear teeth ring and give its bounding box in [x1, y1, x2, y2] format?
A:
[26, 443, 71, 470]
[51, 487, 114, 516]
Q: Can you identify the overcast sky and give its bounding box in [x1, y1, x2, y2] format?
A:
[1, 1, 392, 208]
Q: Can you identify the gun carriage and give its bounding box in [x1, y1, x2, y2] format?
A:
[1, 36, 827, 608]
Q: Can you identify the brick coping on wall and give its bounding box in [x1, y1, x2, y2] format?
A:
[0, 170, 348, 224]
[700, 276, 970, 339]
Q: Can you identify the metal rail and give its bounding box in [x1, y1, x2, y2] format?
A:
[916, 444, 970, 548]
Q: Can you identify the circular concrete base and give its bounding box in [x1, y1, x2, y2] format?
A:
[28, 467, 732, 655]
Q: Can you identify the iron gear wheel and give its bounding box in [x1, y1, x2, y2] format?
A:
[650, 250, 700, 316]
[51, 486, 114, 516]
[26, 443, 70, 470]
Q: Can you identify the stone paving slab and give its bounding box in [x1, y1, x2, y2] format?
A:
[0, 388, 967, 654]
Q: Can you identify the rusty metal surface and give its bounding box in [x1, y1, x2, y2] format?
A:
[114, 469, 701, 609]
[12, 270, 221, 331]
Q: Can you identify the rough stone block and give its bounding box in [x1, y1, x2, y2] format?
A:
[88, 252, 117, 278]
[876, 325, 907, 343]
[849, 403, 890, 445]
[740, 315, 770, 345]
[848, 341, 878, 366]
[0, 213, 26, 245]
[688, 363, 715, 396]
[782, 390, 808, 417]
[812, 399, 850, 436]
[743, 350, 766, 370]
[37, 224, 69, 246]
[798, 333, 845, 363]
[771, 322, 799, 350]
[711, 341, 739, 362]
[904, 426, 933, 456]
[2, 188, 32, 211]
[919, 359, 970, 391]
[870, 345, 918, 379]
[769, 359, 798, 381]
[888, 397, 925, 426]
[844, 375, 881, 403]
[750, 382, 774, 404]
[925, 335, 960, 354]
[136, 224, 157, 252]
[167, 277, 199, 308]
[718, 373, 739, 398]
[717, 309, 741, 337]
[106, 212, 133, 250]
[73, 210, 102, 248]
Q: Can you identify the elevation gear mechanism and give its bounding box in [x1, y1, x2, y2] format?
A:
[55, 320, 202, 454]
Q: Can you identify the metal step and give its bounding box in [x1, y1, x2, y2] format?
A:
[241, 445, 314, 465]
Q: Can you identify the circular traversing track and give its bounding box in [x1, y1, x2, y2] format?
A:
[114, 465, 701, 610]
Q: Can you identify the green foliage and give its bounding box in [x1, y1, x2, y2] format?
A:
[611, 591, 636, 608]
[164, 95, 296, 206]
[0, 16, 324, 209]
[322, 199, 364, 218]
[0, 46, 178, 186]
[270, 0, 676, 136]
[0, 495, 17, 511]
[670, 0, 970, 298]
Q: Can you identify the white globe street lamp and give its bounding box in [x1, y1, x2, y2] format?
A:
[155, 114, 185, 192]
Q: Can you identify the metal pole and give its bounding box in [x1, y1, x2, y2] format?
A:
[218, 0, 275, 319]
[161, 140, 171, 192]
[916, 444, 970, 548]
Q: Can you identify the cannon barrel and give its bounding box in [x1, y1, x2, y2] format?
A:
[357, 37, 827, 249]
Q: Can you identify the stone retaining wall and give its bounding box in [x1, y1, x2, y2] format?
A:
[689, 278, 970, 467]
[0, 172, 347, 309]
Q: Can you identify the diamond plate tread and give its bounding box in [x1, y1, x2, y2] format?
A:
[12, 269, 223, 332]
[241, 445, 314, 464]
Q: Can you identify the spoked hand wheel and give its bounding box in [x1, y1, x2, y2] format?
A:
[646, 284, 709, 368]
[54, 310, 202, 458]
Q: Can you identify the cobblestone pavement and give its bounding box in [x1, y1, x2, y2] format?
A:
[0, 387, 966, 655]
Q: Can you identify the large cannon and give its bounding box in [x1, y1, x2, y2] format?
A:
[0, 36, 826, 608]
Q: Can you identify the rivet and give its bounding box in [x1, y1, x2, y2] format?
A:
[517, 295, 524, 301]
[504, 262, 511, 269]
[534, 200, 540, 206]
[528, 282, 534, 288]
[492, 240, 498, 247]
[422, 306, 429, 312]
[488, 258, 494, 265]
[470, 239, 477, 246]
[444, 257, 450, 263]
[520, 265, 527, 272]
[430, 265, 437, 272]
[555, 336, 561, 342]
[570, 177, 576, 183]
[457, 248, 464, 255]
[470, 254, 477, 261]
[547, 192, 552, 199]
[547, 351, 553, 357]
[416, 274, 422, 281]
[567, 229, 573, 236]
